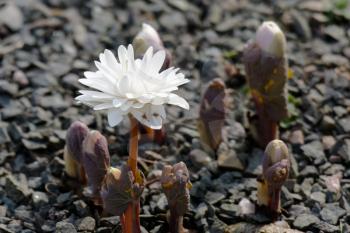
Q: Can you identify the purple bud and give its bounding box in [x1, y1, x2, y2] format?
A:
[260, 140, 290, 214]
[101, 164, 145, 216]
[66, 121, 89, 163]
[161, 162, 191, 216]
[82, 130, 110, 198]
[198, 78, 226, 151]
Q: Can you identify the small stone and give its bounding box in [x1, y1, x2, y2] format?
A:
[320, 115, 336, 131]
[238, 198, 255, 216]
[310, 191, 326, 204]
[220, 203, 238, 217]
[293, 214, 320, 229]
[324, 25, 345, 41]
[322, 54, 349, 66]
[32, 192, 49, 207]
[289, 130, 304, 145]
[290, 10, 312, 40]
[217, 150, 244, 171]
[0, 2, 23, 31]
[13, 70, 29, 87]
[339, 117, 350, 133]
[301, 141, 325, 161]
[73, 200, 89, 216]
[245, 149, 263, 175]
[322, 136, 336, 151]
[205, 191, 225, 205]
[314, 221, 339, 233]
[56, 221, 77, 233]
[5, 174, 31, 203]
[0, 206, 7, 218]
[190, 149, 212, 168]
[77, 217, 96, 232]
[320, 204, 346, 225]
[0, 126, 10, 144]
[300, 165, 318, 177]
[194, 202, 208, 219]
[21, 139, 46, 150]
[337, 139, 350, 163]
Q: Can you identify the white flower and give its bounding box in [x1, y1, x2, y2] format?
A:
[76, 44, 189, 129]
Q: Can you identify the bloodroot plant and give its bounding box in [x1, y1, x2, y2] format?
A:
[197, 78, 226, 153]
[161, 162, 191, 233]
[76, 44, 190, 232]
[257, 139, 290, 220]
[243, 21, 288, 147]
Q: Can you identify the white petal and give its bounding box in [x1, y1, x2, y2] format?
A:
[150, 50, 165, 73]
[132, 102, 144, 108]
[93, 102, 114, 110]
[104, 49, 121, 70]
[118, 75, 130, 96]
[120, 100, 133, 112]
[167, 93, 189, 109]
[79, 78, 115, 95]
[127, 44, 135, 70]
[118, 45, 128, 72]
[78, 90, 115, 99]
[151, 105, 166, 119]
[108, 109, 124, 127]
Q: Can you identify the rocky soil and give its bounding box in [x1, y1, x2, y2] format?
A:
[0, 0, 349, 232]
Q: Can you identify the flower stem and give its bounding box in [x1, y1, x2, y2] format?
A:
[253, 95, 277, 147]
[123, 115, 141, 233]
[169, 208, 184, 233]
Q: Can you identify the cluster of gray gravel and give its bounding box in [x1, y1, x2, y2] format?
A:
[0, 0, 349, 232]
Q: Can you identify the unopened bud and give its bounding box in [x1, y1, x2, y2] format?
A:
[66, 121, 89, 163]
[64, 121, 89, 178]
[263, 140, 290, 188]
[133, 23, 171, 69]
[198, 78, 226, 152]
[161, 162, 191, 216]
[82, 130, 110, 198]
[256, 21, 286, 57]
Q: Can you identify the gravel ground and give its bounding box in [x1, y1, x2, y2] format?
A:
[0, 0, 350, 232]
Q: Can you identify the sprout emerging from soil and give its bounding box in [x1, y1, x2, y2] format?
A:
[161, 162, 191, 233]
[198, 78, 226, 152]
[243, 21, 288, 147]
[82, 130, 110, 205]
[257, 139, 290, 219]
[64, 121, 89, 182]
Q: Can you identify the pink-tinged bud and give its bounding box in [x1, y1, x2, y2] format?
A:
[243, 21, 288, 147]
[198, 78, 226, 152]
[66, 121, 89, 163]
[256, 21, 286, 57]
[82, 130, 110, 199]
[101, 164, 145, 216]
[161, 162, 191, 216]
[64, 121, 89, 179]
[258, 140, 290, 217]
[133, 23, 172, 70]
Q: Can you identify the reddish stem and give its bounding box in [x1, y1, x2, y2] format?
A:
[169, 207, 184, 233]
[123, 115, 141, 233]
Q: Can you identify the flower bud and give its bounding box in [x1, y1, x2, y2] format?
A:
[161, 162, 191, 216]
[256, 21, 286, 57]
[82, 130, 110, 198]
[101, 164, 145, 216]
[66, 121, 89, 163]
[258, 139, 290, 215]
[198, 78, 226, 152]
[132, 23, 172, 70]
[64, 121, 89, 178]
[243, 22, 288, 147]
